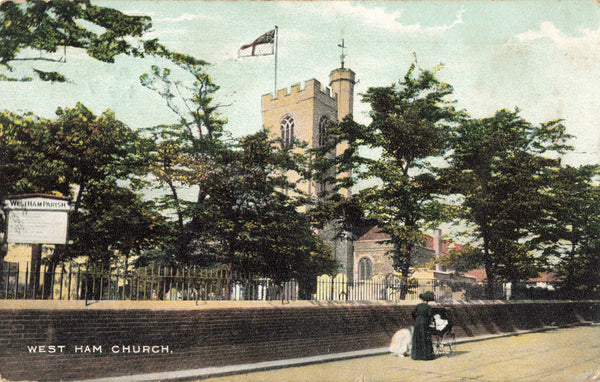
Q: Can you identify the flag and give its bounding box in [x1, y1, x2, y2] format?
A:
[239, 29, 275, 57]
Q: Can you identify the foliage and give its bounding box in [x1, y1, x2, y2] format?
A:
[0, 1, 338, 297]
[308, 115, 375, 241]
[136, 38, 337, 289]
[0, 111, 60, 199]
[137, 39, 229, 267]
[0, 104, 159, 267]
[442, 109, 573, 298]
[140, 123, 208, 236]
[534, 165, 600, 294]
[0, 0, 149, 80]
[67, 182, 170, 271]
[561, 239, 600, 298]
[351, 64, 458, 282]
[310, 64, 459, 293]
[441, 245, 483, 273]
[0, 0, 207, 82]
[185, 131, 337, 287]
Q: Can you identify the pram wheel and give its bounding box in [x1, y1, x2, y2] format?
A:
[433, 331, 455, 357]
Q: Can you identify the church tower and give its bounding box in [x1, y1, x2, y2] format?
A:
[328, 67, 356, 197]
[261, 65, 357, 280]
[261, 67, 356, 197]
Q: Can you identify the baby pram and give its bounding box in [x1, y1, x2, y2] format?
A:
[430, 307, 455, 356]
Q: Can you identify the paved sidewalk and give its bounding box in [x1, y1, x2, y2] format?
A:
[201, 325, 600, 382]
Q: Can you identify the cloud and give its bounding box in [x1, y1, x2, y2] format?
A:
[279, 3, 464, 35]
[153, 13, 209, 23]
[121, 10, 210, 23]
[121, 9, 156, 18]
[516, 22, 600, 60]
[517, 22, 562, 42]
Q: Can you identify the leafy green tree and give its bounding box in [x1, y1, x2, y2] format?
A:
[0, 0, 197, 83]
[141, 124, 202, 240]
[0, 111, 63, 200]
[188, 131, 337, 296]
[0, 105, 153, 290]
[308, 115, 375, 241]
[443, 109, 572, 298]
[0, 102, 142, 228]
[138, 48, 229, 266]
[535, 165, 600, 297]
[68, 182, 169, 271]
[0, 0, 158, 82]
[43, 180, 169, 299]
[0, 1, 230, 291]
[47, 103, 144, 210]
[322, 64, 458, 297]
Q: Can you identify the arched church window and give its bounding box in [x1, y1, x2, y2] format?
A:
[318, 116, 330, 147]
[358, 257, 373, 281]
[280, 115, 294, 146]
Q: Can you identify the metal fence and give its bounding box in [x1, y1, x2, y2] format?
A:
[0, 262, 298, 302]
[0, 262, 498, 302]
[314, 273, 459, 302]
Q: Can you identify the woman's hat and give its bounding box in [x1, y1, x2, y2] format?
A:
[419, 291, 435, 301]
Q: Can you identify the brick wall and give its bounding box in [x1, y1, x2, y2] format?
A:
[0, 300, 598, 381]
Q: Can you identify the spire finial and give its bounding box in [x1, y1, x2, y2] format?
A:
[338, 39, 346, 69]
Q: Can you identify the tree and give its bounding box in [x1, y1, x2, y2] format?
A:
[535, 165, 600, 297]
[186, 131, 337, 297]
[0, 103, 142, 222]
[68, 181, 169, 271]
[138, 48, 229, 266]
[0, 111, 62, 201]
[0, 104, 154, 294]
[443, 109, 573, 298]
[328, 64, 458, 297]
[0, 0, 173, 82]
[0, 1, 238, 292]
[0, 0, 229, 271]
[308, 115, 375, 241]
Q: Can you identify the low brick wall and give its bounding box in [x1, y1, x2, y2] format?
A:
[0, 300, 598, 381]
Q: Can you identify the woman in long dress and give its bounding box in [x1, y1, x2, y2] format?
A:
[411, 291, 435, 360]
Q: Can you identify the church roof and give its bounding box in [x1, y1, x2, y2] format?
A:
[528, 272, 562, 283]
[463, 269, 562, 283]
[356, 226, 462, 254]
[356, 226, 390, 242]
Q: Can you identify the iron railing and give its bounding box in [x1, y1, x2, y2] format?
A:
[0, 262, 509, 302]
[0, 262, 298, 301]
[314, 276, 459, 302]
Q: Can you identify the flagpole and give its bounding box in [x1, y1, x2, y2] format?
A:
[274, 26, 278, 97]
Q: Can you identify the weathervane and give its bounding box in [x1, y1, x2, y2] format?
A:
[338, 39, 346, 69]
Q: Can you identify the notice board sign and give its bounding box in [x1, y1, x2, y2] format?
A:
[3, 195, 71, 244]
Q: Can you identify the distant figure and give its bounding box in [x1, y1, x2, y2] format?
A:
[390, 327, 413, 356]
[411, 291, 435, 360]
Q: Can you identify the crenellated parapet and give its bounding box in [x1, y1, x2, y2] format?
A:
[261, 78, 336, 105]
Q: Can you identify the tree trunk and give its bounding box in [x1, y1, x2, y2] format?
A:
[29, 244, 43, 298]
[43, 256, 58, 299]
[226, 261, 233, 301]
[483, 238, 496, 300]
[394, 243, 412, 300]
[565, 241, 577, 295]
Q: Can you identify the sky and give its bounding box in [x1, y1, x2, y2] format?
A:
[1, 0, 599, 171]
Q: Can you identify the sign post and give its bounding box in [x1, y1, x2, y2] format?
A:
[3, 194, 72, 295]
[3, 194, 72, 245]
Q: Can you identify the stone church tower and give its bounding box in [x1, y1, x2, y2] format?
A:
[261, 67, 357, 279]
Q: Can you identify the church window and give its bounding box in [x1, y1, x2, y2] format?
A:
[358, 257, 373, 281]
[280, 115, 294, 146]
[318, 116, 330, 147]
